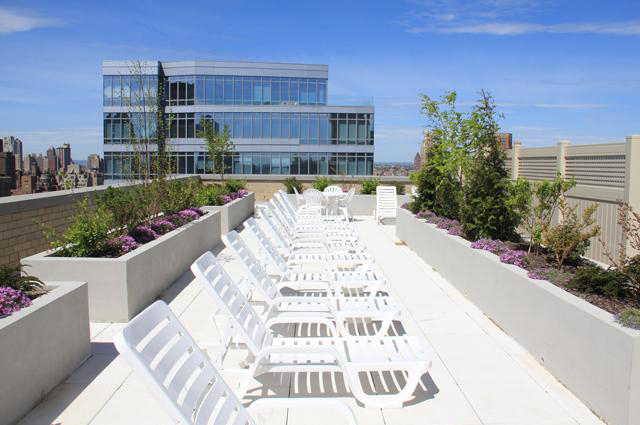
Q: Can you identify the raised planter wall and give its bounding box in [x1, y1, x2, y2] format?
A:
[0, 281, 90, 425]
[396, 207, 640, 425]
[202, 192, 255, 233]
[22, 211, 221, 322]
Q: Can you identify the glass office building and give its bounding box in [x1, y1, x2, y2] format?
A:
[102, 60, 374, 180]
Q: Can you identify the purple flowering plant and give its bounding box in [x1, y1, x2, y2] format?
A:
[470, 238, 508, 255]
[178, 209, 200, 221]
[129, 225, 159, 244]
[0, 287, 32, 316]
[149, 219, 175, 235]
[106, 235, 140, 256]
[499, 249, 528, 269]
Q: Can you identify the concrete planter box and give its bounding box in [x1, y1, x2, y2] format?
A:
[286, 194, 411, 216]
[202, 192, 255, 233]
[396, 207, 640, 425]
[0, 281, 90, 425]
[22, 211, 221, 322]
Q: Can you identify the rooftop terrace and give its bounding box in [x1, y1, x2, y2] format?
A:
[16, 216, 605, 425]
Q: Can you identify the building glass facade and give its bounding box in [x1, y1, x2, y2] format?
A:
[102, 60, 374, 180]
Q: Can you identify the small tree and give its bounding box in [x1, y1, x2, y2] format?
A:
[520, 175, 576, 254]
[198, 116, 234, 179]
[543, 197, 600, 269]
[461, 91, 518, 241]
[601, 203, 640, 302]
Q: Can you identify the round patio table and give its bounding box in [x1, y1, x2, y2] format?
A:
[323, 192, 346, 216]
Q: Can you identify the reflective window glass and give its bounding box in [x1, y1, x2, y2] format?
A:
[103, 76, 112, 106]
[196, 77, 205, 104]
[262, 114, 270, 138]
[252, 112, 261, 138]
[215, 77, 224, 103]
[233, 113, 242, 138]
[271, 113, 281, 138]
[224, 77, 233, 104]
[290, 113, 299, 138]
[299, 154, 309, 175]
[243, 78, 252, 104]
[308, 80, 317, 104]
[206, 77, 214, 104]
[290, 78, 298, 103]
[262, 78, 271, 104]
[234, 78, 242, 104]
[243, 113, 252, 138]
[261, 153, 270, 174]
[253, 78, 262, 103]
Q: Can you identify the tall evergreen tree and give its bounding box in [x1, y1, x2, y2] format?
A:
[461, 91, 518, 240]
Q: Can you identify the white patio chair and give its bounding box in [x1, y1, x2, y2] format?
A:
[373, 185, 397, 224]
[223, 230, 385, 298]
[293, 186, 305, 208]
[338, 188, 356, 222]
[189, 256, 431, 409]
[114, 301, 358, 425]
[277, 190, 344, 223]
[274, 192, 352, 231]
[302, 188, 325, 212]
[192, 251, 399, 339]
[323, 185, 343, 194]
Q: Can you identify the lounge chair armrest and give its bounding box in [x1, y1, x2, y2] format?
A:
[248, 398, 357, 425]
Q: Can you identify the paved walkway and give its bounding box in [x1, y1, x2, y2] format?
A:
[17, 218, 605, 425]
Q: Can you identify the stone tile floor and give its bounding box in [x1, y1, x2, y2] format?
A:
[17, 217, 606, 425]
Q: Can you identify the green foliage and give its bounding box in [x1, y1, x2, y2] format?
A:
[393, 182, 406, 195]
[283, 177, 303, 194]
[519, 175, 576, 254]
[46, 198, 114, 258]
[616, 308, 640, 329]
[542, 198, 600, 269]
[198, 117, 234, 177]
[569, 265, 630, 299]
[198, 184, 228, 206]
[97, 185, 152, 232]
[360, 178, 380, 194]
[0, 264, 44, 294]
[223, 179, 246, 193]
[159, 178, 203, 213]
[461, 91, 518, 241]
[312, 177, 333, 191]
[508, 178, 533, 229]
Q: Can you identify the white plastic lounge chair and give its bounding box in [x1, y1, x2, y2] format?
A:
[293, 186, 305, 208]
[114, 301, 358, 425]
[338, 188, 356, 222]
[188, 256, 431, 409]
[223, 231, 386, 298]
[257, 207, 367, 256]
[374, 185, 397, 224]
[274, 192, 352, 231]
[192, 251, 399, 339]
[245, 217, 373, 271]
[302, 188, 325, 211]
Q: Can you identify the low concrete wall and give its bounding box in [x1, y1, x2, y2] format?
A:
[22, 211, 221, 322]
[202, 192, 255, 233]
[0, 281, 90, 425]
[396, 207, 640, 425]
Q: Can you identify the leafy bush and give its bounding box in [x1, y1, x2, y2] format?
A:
[568, 265, 630, 299]
[46, 199, 114, 258]
[542, 197, 600, 268]
[312, 177, 333, 191]
[615, 308, 640, 330]
[283, 177, 303, 194]
[0, 287, 31, 316]
[393, 182, 406, 195]
[360, 178, 379, 194]
[224, 179, 246, 193]
[98, 185, 151, 232]
[0, 264, 44, 294]
[508, 177, 533, 230]
[198, 184, 228, 206]
[159, 178, 203, 213]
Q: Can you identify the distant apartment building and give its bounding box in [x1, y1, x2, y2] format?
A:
[47, 147, 58, 174]
[498, 133, 513, 149]
[1, 136, 23, 172]
[0, 151, 16, 191]
[102, 60, 375, 180]
[56, 144, 72, 171]
[87, 153, 103, 171]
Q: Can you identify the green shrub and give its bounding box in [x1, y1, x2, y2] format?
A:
[224, 179, 246, 193]
[615, 308, 640, 330]
[46, 198, 114, 258]
[283, 177, 303, 194]
[0, 264, 44, 294]
[312, 177, 333, 191]
[393, 182, 406, 195]
[360, 178, 379, 195]
[198, 184, 228, 206]
[159, 178, 202, 213]
[98, 185, 151, 231]
[568, 265, 630, 299]
[542, 198, 600, 268]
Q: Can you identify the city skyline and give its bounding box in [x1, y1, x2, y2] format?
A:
[0, 1, 639, 161]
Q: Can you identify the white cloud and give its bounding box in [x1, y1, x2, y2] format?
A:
[400, 0, 640, 36]
[534, 103, 609, 109]
[0, 7, 62, 34]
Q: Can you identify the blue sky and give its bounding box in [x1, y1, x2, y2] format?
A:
[0, 0, 639, 161]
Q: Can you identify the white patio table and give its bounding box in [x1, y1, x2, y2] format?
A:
[323, 191, 347, 215]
